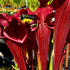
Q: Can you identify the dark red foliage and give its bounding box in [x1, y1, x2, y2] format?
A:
[67, 30, 70, 43]
[3, 18, 28, 43]
[0, 14, 9, 38]
[51, 0, 65, 9]
[27, 5, 53, 70]
[0, 0, 70, 70]
[0, 5, 53, 70]
[4, 39, 27, 70]
[39, 0, 49, 7]
[54, 0, 70, 70]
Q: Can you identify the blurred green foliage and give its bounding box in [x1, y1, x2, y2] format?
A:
[0, 0, 53, 12]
